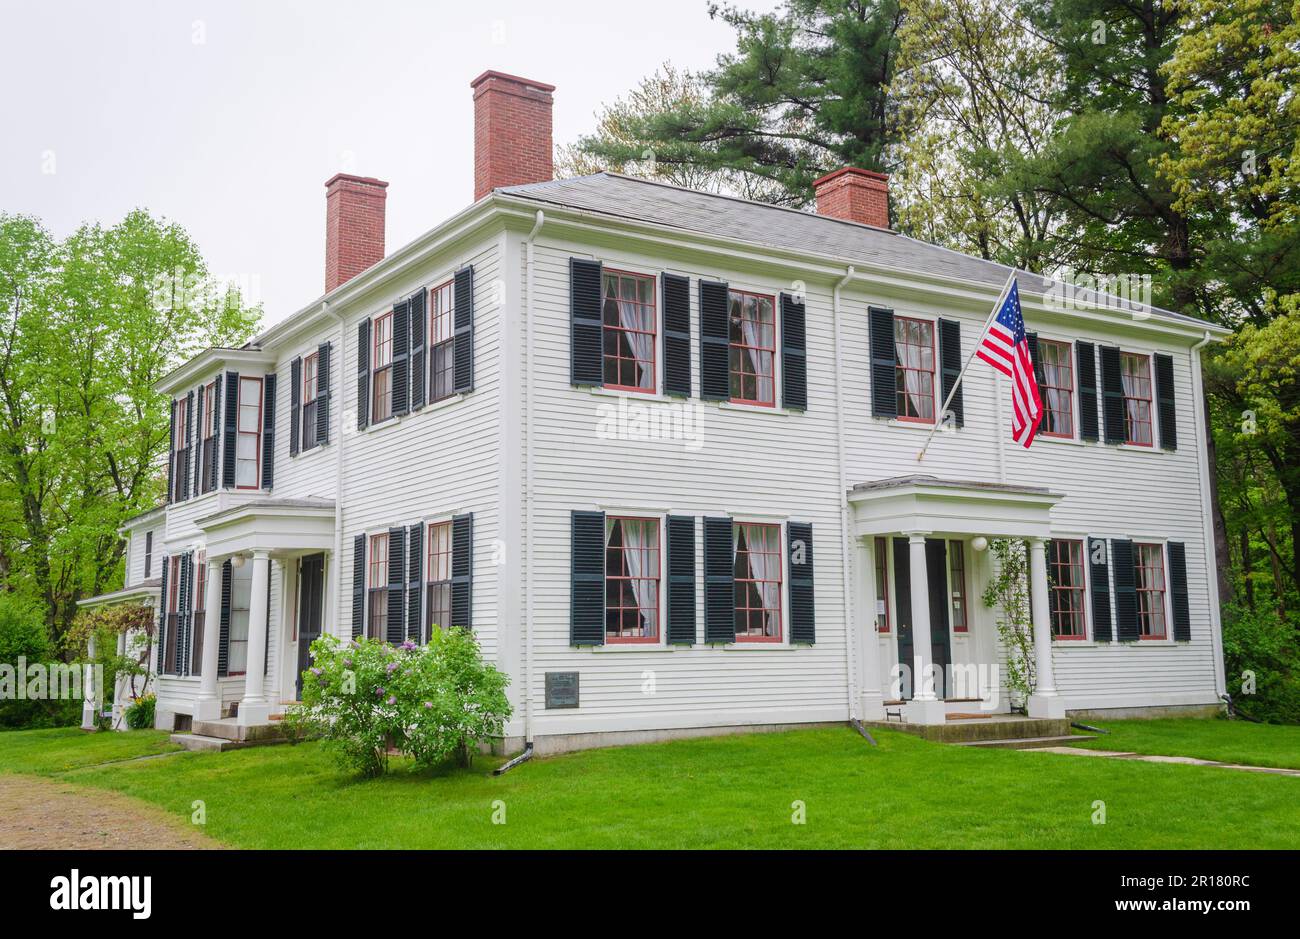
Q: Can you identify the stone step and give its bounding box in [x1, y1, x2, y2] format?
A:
[961, 734, 1097, 750]
[170, 733, 236, 752]
[192, 719, 288, 743]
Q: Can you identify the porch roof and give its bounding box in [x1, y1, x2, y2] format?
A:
[195, 497, 336, 560]
[846, 475, 1063, 540]
[77, 578, 161, 609]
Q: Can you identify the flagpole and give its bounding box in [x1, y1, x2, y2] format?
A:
[916, 270, 1017, 462]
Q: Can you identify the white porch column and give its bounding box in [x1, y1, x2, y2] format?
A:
[194, 558, 225, 721]
[239, 551, 273, 726]
[904, 532, 945, 724]
[112, 630, 129, 732]
[855, 537, 885, 720]
[80, 634, 98, 731]
[1027, 536, 1065, 719]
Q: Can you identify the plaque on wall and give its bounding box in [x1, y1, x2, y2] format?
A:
[545, 671, 579, 709]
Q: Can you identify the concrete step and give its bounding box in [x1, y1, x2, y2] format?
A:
[170, 733, 236, 752]
[192, 719, 288, 743]
[961, 734, 1097, 750]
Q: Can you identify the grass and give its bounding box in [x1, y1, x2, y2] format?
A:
[1071, 718, 1300, 770]
[2, 724, 1297, 848]
[0, 727, 180, 774]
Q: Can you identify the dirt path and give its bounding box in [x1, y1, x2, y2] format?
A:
[0, 775, 222, 849]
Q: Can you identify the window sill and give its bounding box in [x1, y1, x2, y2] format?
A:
[886, 418, 939, 431]
[423, 393, 465, 413]
[590, 643, 681, 653]
[1037, 434, 1085, 446]
[1114, 443, 1170, 454]
[364, 416, 400, 435]
[589, 387, 674, 404]
[717, 400, 794, 417]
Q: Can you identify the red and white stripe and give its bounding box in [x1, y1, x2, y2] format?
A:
[976, 323, 1043, 448]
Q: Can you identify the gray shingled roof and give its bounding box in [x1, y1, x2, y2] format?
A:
[502, 173, 1214, 328]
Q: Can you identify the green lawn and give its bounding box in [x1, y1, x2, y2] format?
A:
[2, 724, 1296, 849]
[1072, 718, 1300, 770]
[0, 727, 180, 774]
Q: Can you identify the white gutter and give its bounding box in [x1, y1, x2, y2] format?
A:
[832, 266, 857, 720]
[522, 210, 545, 744]
[1189, 330, 1226, 699]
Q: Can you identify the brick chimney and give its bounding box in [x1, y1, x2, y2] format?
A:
[324, 173, 388, 292]
[471, 70, 555, 200]
[812, 167, 891, 229]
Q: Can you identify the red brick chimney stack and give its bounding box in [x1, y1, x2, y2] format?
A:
[324, 173, 388, 293]
[812, 167, 891, 229]
[471, 70, 556, 201]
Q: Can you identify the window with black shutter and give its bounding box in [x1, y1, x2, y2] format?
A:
[367, 532, 389, 641]
[166, 400, 176, 504]
[703, 516, 735, 642]
[391, 298, 410, 417]
[1168, 541, 1190, 641]
[570, 511, 606, 645]
[1088, 537, 1112, 641]
[386, 526, 406, 644]
[290, 356, 302, 457]
[1154, 352, 1177, 450]
[661, 273, 691, 397]
[315, 341, 331, 446]
[406, 522, 423, 641]
[665, 515, 696, 644]
[371, 310, 394, 424]
[781, 293, 807, 411]
[451, 513, 474, 630]
[301, 353, 321, 452]
[570, 259, 603, 387]
[1111, 538, 1138, 640]
[217, 559, 232, 676]
[1076, 342, 1100, 442]
[1099, 346, 1127, 445]
[409, 287, 426, 410]
[260, 373, 276, 489]
[351, 534, 365, 638]
[938, 318, 963, 427]
[430, 279, 456, 402]
[426, 520, 452, 639]
[787, 521, 815, 644]
[222, 370, 239, 487]
[200, 377, 218, 490]
[698, 280, 730, 401]
[453, 265, 475, 393]
[869, 306, 897, 418]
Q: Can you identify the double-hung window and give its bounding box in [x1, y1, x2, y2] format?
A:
[1121, 352, 1154, 446]
[200, 380, 217, 493]
[949, 541, 968, 632]
[1038, 339, 1074, 438]
[371, 311, 393, 423]
[425, 521, 452, 640]
[894, 316, 936, 422]
[602, 271, 656, 392]
[1049, 539, 1087, 639]
[368, 533, 388, 641]
[874, 536, 890, 633]
[728, 290, 776, 406]
[227, 561, 251, 674]
[301, 352, 319, 452]
[143, 531, 153, 579]
[1135, 542, 1167, 639]
[172, 399, 189, 501]
[430, 280, 455, 403]
[734, 521, 782, 641]
[235, 377, 262, 489]
[604, 516, 660, 642]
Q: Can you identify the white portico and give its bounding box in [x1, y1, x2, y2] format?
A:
[847, 475, 1064, 725]
[191, 498, 336, 726]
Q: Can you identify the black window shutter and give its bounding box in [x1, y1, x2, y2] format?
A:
[698, 280, 731, 401]
[157, 555, 169, 671]
[788, 521, 815, 644]
[451, 513, 473, 630]
[1111, 538, 1138, 640]
[352, 534, 365, 638]
[176, 553, 192, 674]
[453, 265, 475, 393]
[1025, 333, 1047, 390]
[1154, 352, 1177, 450]
[662, 273, 691, 397]
[569, 259, 603, 386]
[217, 560, 232, 676]
[892, 537, 911, 628]
[182, 391, 194, 500]
[780, 292, 808, 411]
[193, 385, 204, 495]
[166, 399, 176, 503]
[407, 523, 422, 641]
[391, 297, 410, 416]
[316, 341, 331, 445]
[1088, 537, 1112, 642]
[665, 515, 696, 644]
[704, 516, 735, 642]
[1168, 541, 1190, 640]
[386, 526, 406, 643]
[570, 510, 605, 645]
[1100, 346, 1126, 444]
[356, 319, 370, 431]
[222, 371, 239, 487]
[409, 288, 426, 410]
[208, 375, 221, 492]
[290, 357, 301, 457]
[938, 318, 964, 427]
[1076, 342, 1099, 441]
[260, 373, 276, 489]
[869, 306, 897, 418]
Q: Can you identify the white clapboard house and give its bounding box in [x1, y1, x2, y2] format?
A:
[92, 71, 1230, 751]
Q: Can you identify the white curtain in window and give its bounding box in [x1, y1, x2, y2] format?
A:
[1121, 363, 1140, 427]
[900, 333, 926, 415]
[740, 298, 768, 381]
[620, 520, 652, 635]
[618, 299, 654, 386]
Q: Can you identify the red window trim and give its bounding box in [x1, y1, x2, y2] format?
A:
[367, 531, 389, 641]
[894, 315, 937, 425]
[728, 289, 777, 408]
[734, 521, 782, 643]
[949, 541, 969, 633]
[235, 376, 263, 491]
[1121, 351, 1154, 447]
[1049, 538, 1088, 640]
[874, 536, 890, 633]
[1037, 338, 1075, 439]
[173, 398, 188, 452]
[371, 310, 394, 424]
[429, 280, 456, 403]
[605, 515, 661, 644]
[302, 352, 319, 405]
[602, 268, 658, 395]
[1135, 541, 1168, 639]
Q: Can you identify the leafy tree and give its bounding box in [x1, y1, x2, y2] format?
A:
[0, 210, 259, 648]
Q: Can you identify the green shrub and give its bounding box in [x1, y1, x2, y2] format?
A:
[0, 594, 80, 730]
[125, 693, 156, 730]
[286, 630, 512, 777]
[1221, 604, 1300, 724]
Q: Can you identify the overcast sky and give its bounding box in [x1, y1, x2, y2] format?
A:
[1, 0, 779, 325]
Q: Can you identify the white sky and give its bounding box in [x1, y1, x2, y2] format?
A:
[1, 0, 780, 325]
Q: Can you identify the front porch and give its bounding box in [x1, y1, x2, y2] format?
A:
[849, 475, 1067, 726]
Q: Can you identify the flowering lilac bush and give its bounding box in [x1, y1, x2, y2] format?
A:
[286, 630, 511, 777]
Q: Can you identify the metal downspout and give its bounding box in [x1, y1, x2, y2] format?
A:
[833, 266, 857, 719]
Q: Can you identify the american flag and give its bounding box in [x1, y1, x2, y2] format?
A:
[974, 279, 1043, 448]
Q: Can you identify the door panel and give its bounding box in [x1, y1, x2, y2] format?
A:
[893, 537, 954, 699]
[295, 554, 325, 700]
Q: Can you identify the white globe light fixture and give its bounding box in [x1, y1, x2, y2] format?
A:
[971, 536, 989, 552]
[230, 554, 247, 569]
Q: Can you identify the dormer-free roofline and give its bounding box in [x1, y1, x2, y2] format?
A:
[155, 346, 277, 396]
